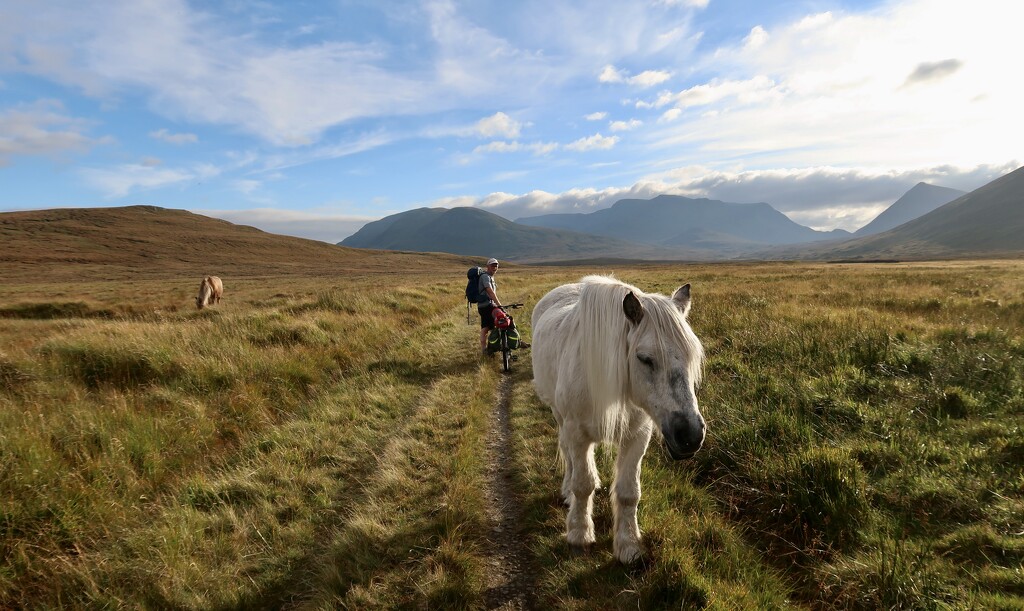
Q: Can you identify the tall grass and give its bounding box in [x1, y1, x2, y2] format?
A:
[2, 261, 1023, 608]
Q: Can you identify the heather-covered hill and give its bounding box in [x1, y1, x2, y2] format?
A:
[0, 205, 468, 281]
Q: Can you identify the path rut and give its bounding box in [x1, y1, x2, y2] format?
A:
[482, 374, 536, 610]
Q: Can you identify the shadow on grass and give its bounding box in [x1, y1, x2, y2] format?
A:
[0, 301, 114, 319]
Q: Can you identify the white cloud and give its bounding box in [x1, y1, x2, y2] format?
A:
[655, 0, 709, 8]
[472, 140, 558, 156]
[2, 1, 704, 150]
[651, 0, 1024, 170]
[79, 162, 221, 198]
[650, 75, 779, 111]
[0, 100, 104, 164]
[585, 111, 608, 121]
[628, 70, 672, 87]
[149, 128, 198, 144]
[600, 64, 671, 88]
[796, 12, 833, 30]
[609, 119, 642, 132]
[529, 141, 559, 156]
[257, 131, 397, 173]
[474, 141, 521, 154]
[475, 112, 522, 139]
[565, 133, 619, 152]
[660, 108, 682, 122]
[743, 26, 768, 50]
[599, 65, 625, 83]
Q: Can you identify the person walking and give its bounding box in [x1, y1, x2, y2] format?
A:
[478, 258, 502, 354]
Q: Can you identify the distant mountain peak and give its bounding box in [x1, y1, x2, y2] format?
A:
[854, 182, 966, 237]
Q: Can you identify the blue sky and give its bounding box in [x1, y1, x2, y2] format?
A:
[1, 0, 1020, 242]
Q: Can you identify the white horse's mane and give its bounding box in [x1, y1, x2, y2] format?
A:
[575, 275, 704, 441]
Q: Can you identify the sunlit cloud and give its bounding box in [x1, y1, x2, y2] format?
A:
[600, 64, 671, 87]
[565, 133, 619, 152]
[599, 65, 626, 83]
[609, 119, 642, 132]
[646, 0, 1024, 170]
[743, 25, 768, 50]
[475, 112, 522, 139]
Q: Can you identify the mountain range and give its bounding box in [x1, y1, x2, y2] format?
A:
[340, 206, 709, 262]
[517, 195, 850, 250]
[2, 168, 1020, 276]
[341, 167, 1023, 262]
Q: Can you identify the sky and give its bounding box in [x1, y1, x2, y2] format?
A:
[1, 0, 1021, 243]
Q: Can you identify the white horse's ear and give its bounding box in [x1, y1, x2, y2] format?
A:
[672, 284, 691, 317]
[623, 291, 644, 325]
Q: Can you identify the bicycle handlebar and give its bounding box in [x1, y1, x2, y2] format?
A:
[499, 303, 524, 309]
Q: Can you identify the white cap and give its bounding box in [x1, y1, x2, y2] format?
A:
[487, 258, 499, 265]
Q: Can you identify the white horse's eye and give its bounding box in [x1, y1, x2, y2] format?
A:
[637, 354, 655, 367]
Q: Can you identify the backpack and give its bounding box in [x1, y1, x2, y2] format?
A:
[465, 267, 480, 303]
[466, 267, 485, 304]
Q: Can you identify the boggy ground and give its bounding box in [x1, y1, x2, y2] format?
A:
[1, 260, 1023, 609]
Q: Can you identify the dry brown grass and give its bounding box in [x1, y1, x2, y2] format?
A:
[3, 207, 1023, 608]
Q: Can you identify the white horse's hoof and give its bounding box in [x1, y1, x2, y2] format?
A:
[614, 541, 644, 564]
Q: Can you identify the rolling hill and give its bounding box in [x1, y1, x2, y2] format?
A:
[764, 166, 1024, 260]
[854, 182, 965, 236]
[0, 205, 469, 281]
[516, 194, 849, 251]
[340, 206, 711, 262]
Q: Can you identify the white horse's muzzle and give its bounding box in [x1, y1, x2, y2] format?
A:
[662, 411, 705, 460]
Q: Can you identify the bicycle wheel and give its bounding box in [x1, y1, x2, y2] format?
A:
[501, 332, 511, 372]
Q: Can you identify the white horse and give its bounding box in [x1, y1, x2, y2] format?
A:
[195, 276, 224, 309]
[531, 275, 705, 563]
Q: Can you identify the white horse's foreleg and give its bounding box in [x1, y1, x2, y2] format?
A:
[558, 428, 573, 505]
[612, 416, 653, 563]
[564, 429, 598, 549]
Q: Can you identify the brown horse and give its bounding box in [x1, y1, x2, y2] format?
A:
[195, 276, 224, 309]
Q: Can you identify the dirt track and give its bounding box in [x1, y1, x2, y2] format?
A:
[482, 374, 536, 610]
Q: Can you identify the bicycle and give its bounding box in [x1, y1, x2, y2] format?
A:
[491, 303, 525, 372]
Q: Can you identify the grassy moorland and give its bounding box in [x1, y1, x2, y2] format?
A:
[1, 261, 1022, 609]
